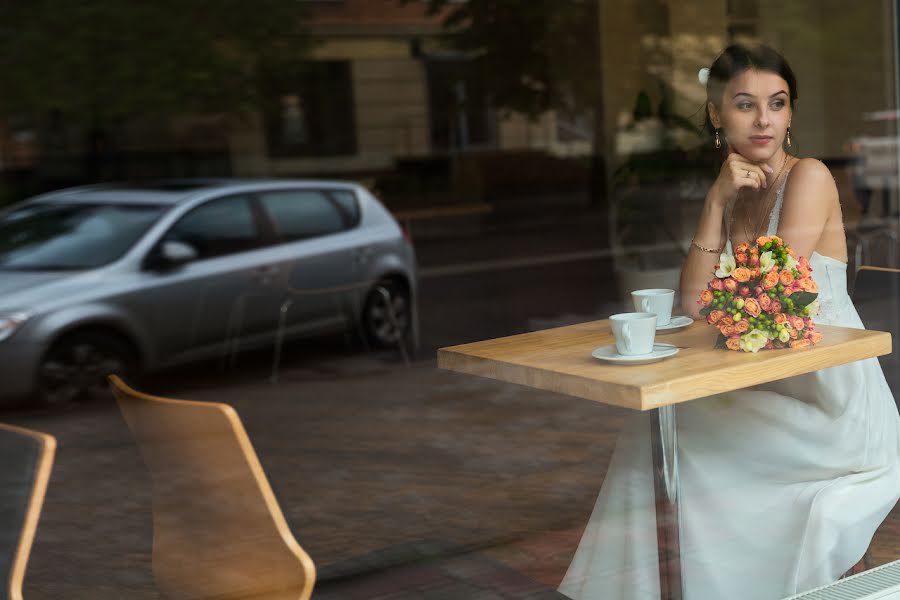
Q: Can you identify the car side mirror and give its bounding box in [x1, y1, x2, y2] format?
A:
[147, 240, 198, 270]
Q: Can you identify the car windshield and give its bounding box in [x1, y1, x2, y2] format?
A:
[0, 202, 167, 270]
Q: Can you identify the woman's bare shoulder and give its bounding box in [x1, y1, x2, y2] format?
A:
[784, 157, 838, 202]
[788, 157, 835, 184]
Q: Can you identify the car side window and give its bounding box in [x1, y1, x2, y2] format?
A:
[328, 189, 360, 227]
[258, 190, 347, 242]
[164, 195, 261, 259]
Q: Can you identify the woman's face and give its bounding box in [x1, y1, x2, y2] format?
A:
[708, 68, 792, 163]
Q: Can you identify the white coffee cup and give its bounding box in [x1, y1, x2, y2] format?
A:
[609, 312, 657, 356]
[631, 288, 675, 326]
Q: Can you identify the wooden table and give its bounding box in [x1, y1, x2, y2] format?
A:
[438, 319, 892, 599]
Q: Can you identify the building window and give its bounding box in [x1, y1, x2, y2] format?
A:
[425, 58, 496, 152]
[261, 61, 357, 158]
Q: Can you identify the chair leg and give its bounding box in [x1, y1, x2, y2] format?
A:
[270, 299, 293, 384]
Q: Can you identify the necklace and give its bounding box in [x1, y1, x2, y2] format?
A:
[731, 153, 790, 244]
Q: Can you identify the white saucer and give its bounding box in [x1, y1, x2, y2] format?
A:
[656, 315, 694, 332]
[591, 343, 680, 365]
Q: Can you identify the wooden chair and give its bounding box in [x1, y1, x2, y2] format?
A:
[0, 424, 56, 600]
[108, 375, 315, 600]
[853, 265, 900, 408]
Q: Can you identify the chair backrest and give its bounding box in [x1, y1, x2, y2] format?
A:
[853, 265, 900, 407]
[108, 375, 315, 600]
[0, 424, 55, 600]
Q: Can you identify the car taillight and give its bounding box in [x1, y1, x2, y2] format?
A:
[401, 225, 413, 244]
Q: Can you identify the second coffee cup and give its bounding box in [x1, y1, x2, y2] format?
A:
[631, 288, 675, 326]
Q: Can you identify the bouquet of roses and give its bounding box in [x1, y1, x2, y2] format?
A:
[698, 235, 822, 352]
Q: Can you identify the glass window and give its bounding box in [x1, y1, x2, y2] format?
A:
[0, 202, 165, 270]
[258, 189, 347, 241]
[260, 61, 357, 158]
[328, 189, 360, 227]
[164, 195, 261, 259]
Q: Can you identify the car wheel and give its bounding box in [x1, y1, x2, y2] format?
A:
[36, 331, 137, 407]
[362, 280, 411, 348]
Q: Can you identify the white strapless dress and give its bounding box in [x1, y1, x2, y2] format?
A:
[559, 177, 900, 599]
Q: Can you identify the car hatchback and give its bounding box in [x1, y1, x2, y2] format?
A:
[0, 179, 418, 407]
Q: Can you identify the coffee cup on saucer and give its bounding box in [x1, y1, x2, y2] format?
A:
[609, 312, 657, 356]
[631, 289, 675, 326]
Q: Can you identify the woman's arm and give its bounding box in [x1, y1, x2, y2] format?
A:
[679, 195, 727, 319]
[679, 151, 772, 319]
[776, 158, 837, 260]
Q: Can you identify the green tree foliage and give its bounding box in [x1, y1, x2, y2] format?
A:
[417, 0, 601, 119]
[0, 1, 314, 121]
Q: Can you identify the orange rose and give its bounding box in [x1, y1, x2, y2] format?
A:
[757, 293, 772, 312]
[725, 336, 742, 351]
[749, 254, 760, 267]
[756, 236, 771, 247]
[707, 310, 727, 324]
[743, 298, 761, 317]
[734, 320, 750, 333]
[787, 247, 796, 257]
[720, 316, 734, 328]
[735, 242, 750, 254]
[789, 316, 805, 330]
[779, 270, 794, 285]
[769, 235, 783, 245]
[699, 289, 714, 306]
[769, 300, 782, 314]
[789, 339, 812, 349]
[774, 313, 788, 325]
[724, 277, 738, 292]
[798, 277, 817, 292]
[808, 331, 823, 344]
[732, 267, 751, 283]
[797, 266, 811, 278]
[750, 268, 761, 280]
[783, 287, 794, 296]
[763, 270, 780, 289]
[736, 253, 749, 265]
[710, 278, 725, 291]
[789, 328, 799, 339]
[720, 324, 736, 337]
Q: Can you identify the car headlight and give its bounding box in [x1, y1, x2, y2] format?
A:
[0, 313, 29, 342]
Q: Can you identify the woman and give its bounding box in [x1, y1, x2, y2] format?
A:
[559, 44, 900, 600]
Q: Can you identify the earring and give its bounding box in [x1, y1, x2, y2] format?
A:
[715, 129, 721, 149]
[786, 128, 792, 147]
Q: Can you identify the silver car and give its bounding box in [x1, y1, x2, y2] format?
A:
[0, 179, 418, 407]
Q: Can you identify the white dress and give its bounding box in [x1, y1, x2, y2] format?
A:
[559, 171, 900, 600]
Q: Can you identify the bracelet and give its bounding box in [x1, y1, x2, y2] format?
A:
[691, 239, 724, 254]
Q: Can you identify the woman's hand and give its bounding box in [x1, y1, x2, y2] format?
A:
[708, 149, 775, 208]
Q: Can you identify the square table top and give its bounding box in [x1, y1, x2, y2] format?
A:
[437, 320, 892, 411]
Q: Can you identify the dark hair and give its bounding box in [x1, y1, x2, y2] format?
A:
[704, 44, 798, 139]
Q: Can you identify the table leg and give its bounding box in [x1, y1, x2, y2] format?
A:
[651, 406, 683, 600]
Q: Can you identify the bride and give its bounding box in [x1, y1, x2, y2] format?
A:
[559, 44, 900, 599]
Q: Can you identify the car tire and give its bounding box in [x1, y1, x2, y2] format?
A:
[362, 280, 412, 349]
[36, 331, 138, 407]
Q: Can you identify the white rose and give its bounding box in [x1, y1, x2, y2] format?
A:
[759, 251, 777, 273]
